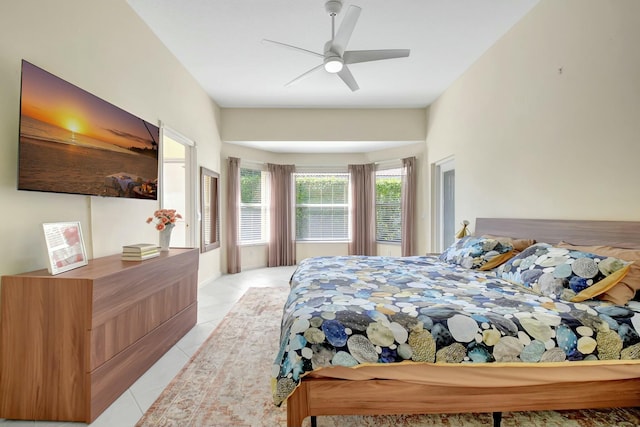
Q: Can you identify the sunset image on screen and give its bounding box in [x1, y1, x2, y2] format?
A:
[18, 60, 159, 199]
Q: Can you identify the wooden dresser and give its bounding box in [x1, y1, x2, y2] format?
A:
[0, 248, 199, 422]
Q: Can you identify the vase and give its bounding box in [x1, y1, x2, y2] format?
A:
[159, 223, 174, 252]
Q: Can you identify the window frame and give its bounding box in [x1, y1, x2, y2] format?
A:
[239, 167, 269, 245]
[294, 172, 350, 242]
[375, 167, 403, 244]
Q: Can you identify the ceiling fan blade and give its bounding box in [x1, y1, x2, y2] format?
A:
[332, 5, 361, 55]
[337, 65, 359, 92]
[344, 49, 410, 65]
[262, 39, 324, 58]
[285, 64, 325, 87]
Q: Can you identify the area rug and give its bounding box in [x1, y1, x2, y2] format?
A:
[136, 286, 640, 427]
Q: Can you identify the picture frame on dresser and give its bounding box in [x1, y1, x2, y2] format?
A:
[42, 221, 88, 275]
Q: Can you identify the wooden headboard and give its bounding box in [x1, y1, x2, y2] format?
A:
[474, 218, 640, 250]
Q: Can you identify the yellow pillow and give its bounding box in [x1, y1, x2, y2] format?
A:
[439, 236, 515, 270]
[557, 242, 640, 305]
[570, 265, 631, 302]
[480, 251, 516, 271]
[498, 243, 631, 302]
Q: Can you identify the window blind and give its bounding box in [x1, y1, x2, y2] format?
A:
[376, 168, 402, 242]
[295, 172, 349, 241]
[240, 168, 268, 243]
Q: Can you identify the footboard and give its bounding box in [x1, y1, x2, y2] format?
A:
[286, 377, 640, 427]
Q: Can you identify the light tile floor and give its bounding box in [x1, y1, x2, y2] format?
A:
[0, 265, 296, 427]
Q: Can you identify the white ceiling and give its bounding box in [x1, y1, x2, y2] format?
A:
[127, 0, 538, 152]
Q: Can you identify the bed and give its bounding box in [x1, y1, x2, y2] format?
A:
[272, 218, 640, 427]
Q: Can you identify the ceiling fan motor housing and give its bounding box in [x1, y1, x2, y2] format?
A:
[325, 0, 342, 16]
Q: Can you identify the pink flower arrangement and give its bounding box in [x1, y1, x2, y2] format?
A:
[146, 209, 182, 231]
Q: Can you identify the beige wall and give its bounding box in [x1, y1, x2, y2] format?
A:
[221, 108, 426, 143]
[426, 0, 640, 249]
[0, 1, 223, 283]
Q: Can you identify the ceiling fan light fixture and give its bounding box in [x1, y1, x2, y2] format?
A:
[324, 57, 343, 73]
[264, 1, 409, 92]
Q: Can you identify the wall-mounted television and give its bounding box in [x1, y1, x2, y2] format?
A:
[18, 60, 159, 199]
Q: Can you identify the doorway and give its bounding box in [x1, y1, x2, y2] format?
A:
[434, 157, 455, 252]
[161, 125, 196, 248]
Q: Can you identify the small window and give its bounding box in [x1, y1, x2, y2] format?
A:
[375, 168, 402, 243]
[240, 168, 269, 243]
[295, 172, 349, 241]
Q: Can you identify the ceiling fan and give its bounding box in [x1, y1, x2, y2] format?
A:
[263, 0, 410, 92]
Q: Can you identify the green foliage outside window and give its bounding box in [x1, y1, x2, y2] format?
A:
[241, 170, 403, 242]
[293, 172, 402, 242]
[375, 176, 402, 242]
[240, 169, 262, 203]
[295, 174, 349, 240]
[240, 168, 265, 242]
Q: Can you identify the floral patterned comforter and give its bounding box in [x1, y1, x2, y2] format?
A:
[271, 255, 640, 406]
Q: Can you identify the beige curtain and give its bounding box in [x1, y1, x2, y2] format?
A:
[268, 163, 296, 267]
[348, 163, 376, 256]
[401, 156, 417, 256]
[226, 157, 241, 273]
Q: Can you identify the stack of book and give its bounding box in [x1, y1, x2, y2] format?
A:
[121, 243, 160, 261]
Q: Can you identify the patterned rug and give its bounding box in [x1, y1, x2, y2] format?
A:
[136, 286, 640, 427]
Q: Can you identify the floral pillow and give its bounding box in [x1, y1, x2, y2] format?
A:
[481, 235, 536, 253]
[557, 242, 640, 305]
[439, 236, 515, 271]
[498, 243, 632, 302]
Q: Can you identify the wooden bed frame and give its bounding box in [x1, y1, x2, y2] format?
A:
[285, 218, 640, 427]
